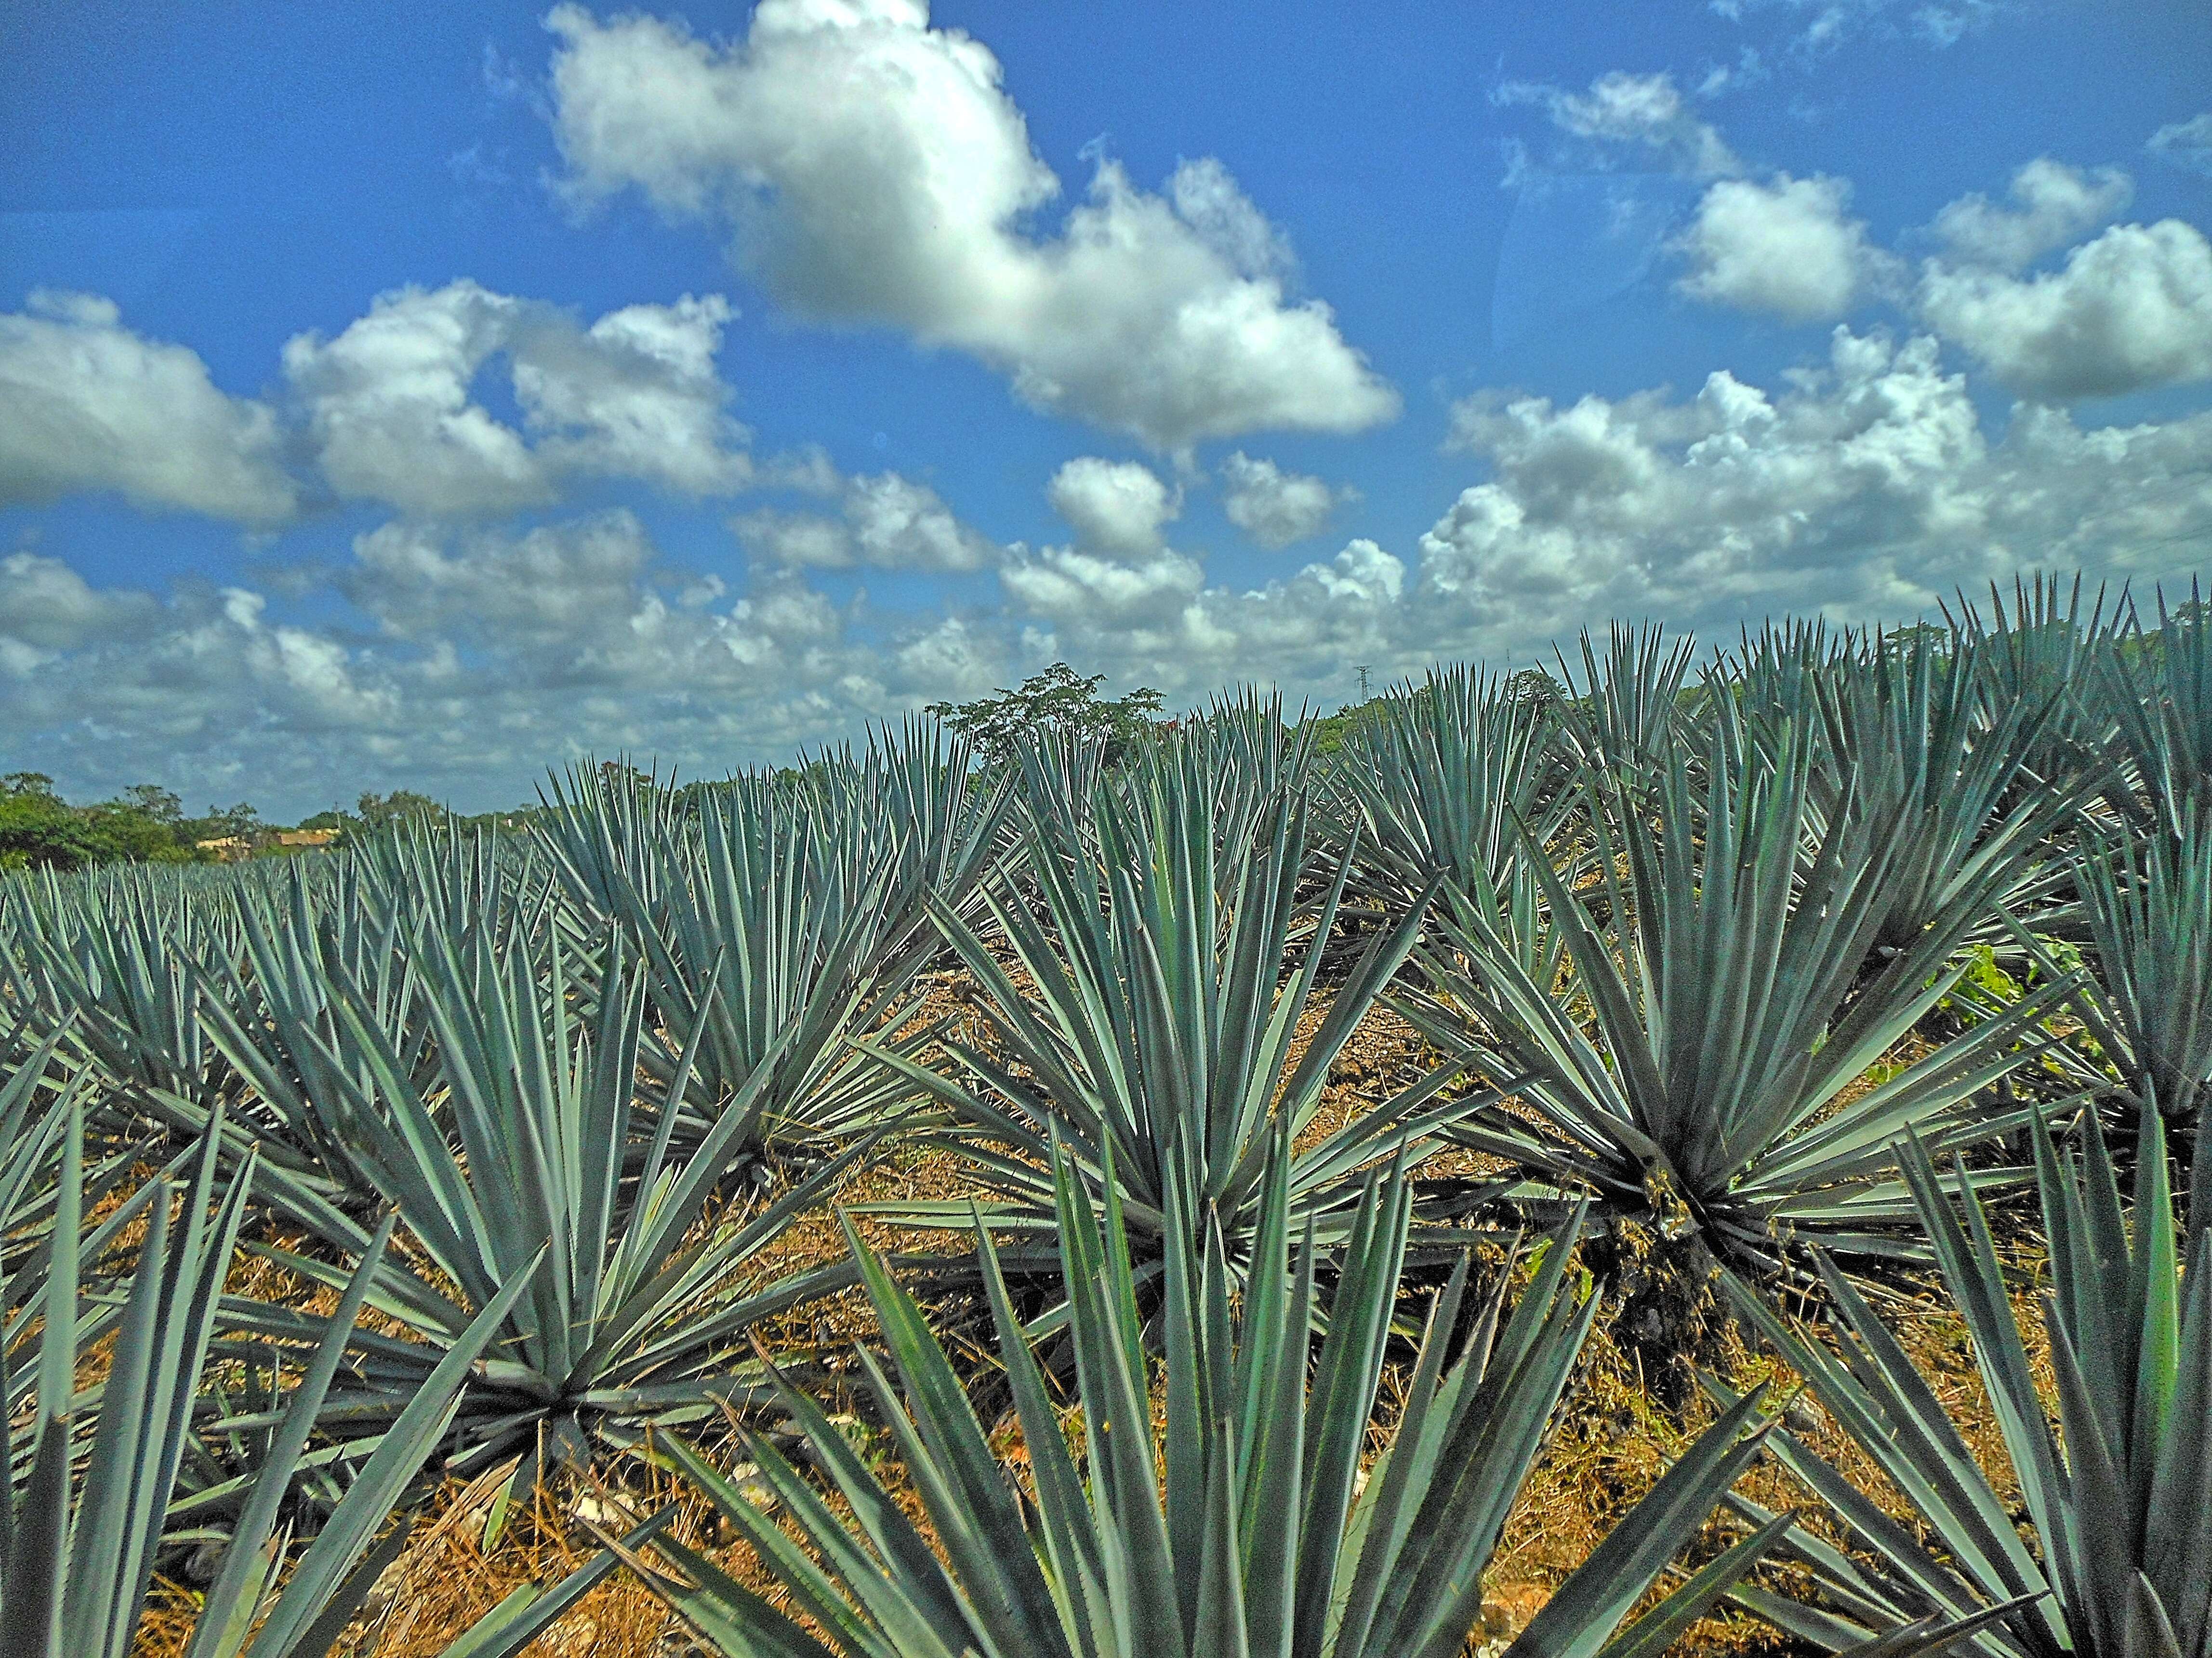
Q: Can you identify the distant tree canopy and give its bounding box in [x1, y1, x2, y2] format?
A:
[0, 772, 201, 871]
[354, 789, 449, 831]
[927, 663, 1166, 770]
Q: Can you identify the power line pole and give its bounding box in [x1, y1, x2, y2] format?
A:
[1354, 663, 1371, 701]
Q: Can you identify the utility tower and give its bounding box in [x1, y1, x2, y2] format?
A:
[1354, 663, 1371, 701]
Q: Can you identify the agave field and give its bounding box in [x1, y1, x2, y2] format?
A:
[3, 575, 2210, 1658]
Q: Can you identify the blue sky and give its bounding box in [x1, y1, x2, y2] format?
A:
[4, 0, 2209, 817]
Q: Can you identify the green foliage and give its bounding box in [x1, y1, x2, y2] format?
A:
[858, 725, 1508, 1287]
[1401, 698, 2081, 1272]
[631, 1138, 1785, 1658]
[228, 921, 861, 1483]
[926, 661, 1166, 770]
[0, 773, 197, 871]
[1718, 1101, 2212, 1658]
[0, 1109, 542, 1658]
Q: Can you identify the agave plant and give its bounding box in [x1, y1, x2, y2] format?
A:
[1715, 1100, 2212, 1658]
[0, 862, 238, 1102]
[1787, 624, 2077, 952]
[1401, 703, 2081, 1273]
[536, 750, 969, 1171]
[0, 1096, 641, 1658]
[2097, 581, 2212, 844]
[231, 917, 861, 1491]
[860, 734, 1513, 1284]
[798, 716, 1017, 982]
[1946, 573, 2127, 809]
[1553, 621, 1704, 787]
[626, 1135, 1789, 1658]
[1335, 663, 1572, 913]
[2034, 810, 2212, 1228]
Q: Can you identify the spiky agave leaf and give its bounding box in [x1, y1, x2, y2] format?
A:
[0, 1097, 567, 1658]
[225, 917, 863, 1485]
[536, 757, 938, 1168]
[626, 1135, 1787, 1658]
[1553, 621, 1705, 789]
[1335, 663, 1573, 916]
[1945, 572, 2129, 810]
[1801, 625, 2080, 953]
[855, 730, 1517, 1290]
[1401, 700, 2083, 1273]
[0, 862, 238, 1102]
[1716, 1099, 2212, 1658]
[2097, 580, 2212, 844]
[2051, 809, 2212, 1220]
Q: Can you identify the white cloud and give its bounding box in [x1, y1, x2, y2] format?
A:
[1219, 452, 1354, 548]
[0, 551, 160, 674]
[1, 512, 1014, 810]
[1929, 158, 2133, 271]
[1046, 457, 1179, 558]
[543, 2, 1397, 450]
[0, 292, 297, 523]
[2148, 112, 2212, 177]
[732, 471, 1000, 571]
[1675, 173, 1893, 321]
[1495, 72, 1742, 181]
[1001, 543, 1206, 631]
[1917, 219, 2212, 399]
[1417, 326, 2212, 647]
[283, 280, 750, 516]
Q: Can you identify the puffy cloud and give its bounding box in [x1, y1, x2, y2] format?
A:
[283, 281, 749, 516]
[1219, 452, 1354, 548]
[1417, 326, 2212, 646]
[1495, 72, 1742, 181]
[733, 471, 1000, 571]
[2, 513, 1010, 810]
[0, 551, 161, 676]
[543, 3, 1397, 450]
[1046, 457, 1179, 558]
[0, 292, 297, 523]
[0, 565, 401, 794]
[1929, 158, 2133, 271]
[1917, 219, 2212, 398]
[1000, 543, 1206, 632]
[1675, 173, 1894, 321]
[2148, 112, 2212, 176]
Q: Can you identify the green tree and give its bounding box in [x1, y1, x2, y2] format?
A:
[0, 774, 98, 870]
[0, 775, 192, 868]
[926, 662, 1165, 769]
[355, 788, 446, 830]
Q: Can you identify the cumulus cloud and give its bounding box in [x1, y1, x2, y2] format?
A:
[1917, 219, 2212, 398]
[1, 513, 1009, 810]
[732, 471, 1000, 571]
[283, 281, 750, 516]
[1219, 452, 1354, 548]
[1675, 173, 1894, 321]
[2148, 112, 2212, 176]
[1046, 458, 1179, 558]
[0, 292, 297, 523]
[0, 563, 400, 783]
[0, 551, 161, 676]
[1418, 325, 2212, 644]
[543, 2, 1397, 450]
[1929, 158, 2133, 271]
[1495, 71, 1742, 181]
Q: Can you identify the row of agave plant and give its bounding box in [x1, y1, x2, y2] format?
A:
[0, 574, 2206, 1657]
